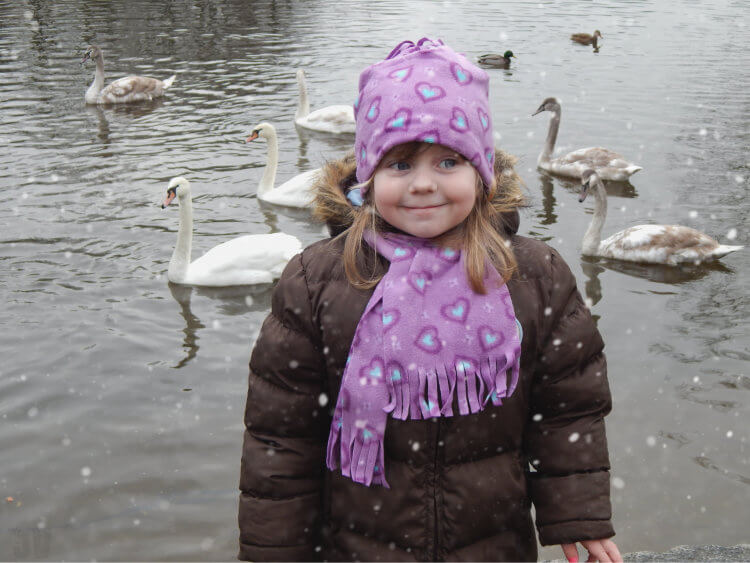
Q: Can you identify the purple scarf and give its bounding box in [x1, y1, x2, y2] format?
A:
[326, 232, 522, 487]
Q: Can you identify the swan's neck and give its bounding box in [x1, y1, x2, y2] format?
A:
[169, 196, 193, 282]
[295, 74, 310, 120]
[85, 56, 105, 104]
[258, 130, 279, 197]
[582, 179, 607, 256]
[538, 110, 560, 166]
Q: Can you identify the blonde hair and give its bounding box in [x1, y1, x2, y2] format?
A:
[340, 142, 525, 294]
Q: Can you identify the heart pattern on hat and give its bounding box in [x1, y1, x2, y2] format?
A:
[415, 82, 446, 102]
[477, 108, 490, 131]
[385, 108, 412, 132]
[388, 67, 412, 82]
[450, 62, 473, 85]
[366, 97, 381, 122]
[450, 107, 469, 132]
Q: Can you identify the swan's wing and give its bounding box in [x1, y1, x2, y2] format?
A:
[558, 147, 623, 167]
[100, 75, 168, 103]
[187, 233, 302, 285]
[300, 105, 356, 130]
[265, 168, 320, 208]
[600, 225, 723, 264]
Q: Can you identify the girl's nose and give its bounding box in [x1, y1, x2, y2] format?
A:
[409, 166, 437, 193]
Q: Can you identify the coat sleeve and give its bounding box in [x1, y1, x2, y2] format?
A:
[525, 248, 615, 546]
[238, 252, 328, 561]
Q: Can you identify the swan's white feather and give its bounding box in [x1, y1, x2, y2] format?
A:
[182, 232, 302, 286]
[260, 168, 319, 207]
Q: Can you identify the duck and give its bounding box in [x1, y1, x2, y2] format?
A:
[161, 177, 302, 286]
[571, 30, 602, 48]
[294, 69, 355, 134]
[579, 169, 742, 265]
[477, 50, 516, 69]
[532, 97, 642, 180]
[245, 122, 321, 208]
[81, 45, 176, 105]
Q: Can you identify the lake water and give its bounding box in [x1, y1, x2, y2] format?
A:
[1, 0, 747, 560]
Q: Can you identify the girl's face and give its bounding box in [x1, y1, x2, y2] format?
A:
[372, 143, 479, 239]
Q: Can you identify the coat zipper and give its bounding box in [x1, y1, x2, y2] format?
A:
[432, 418, 441, 561]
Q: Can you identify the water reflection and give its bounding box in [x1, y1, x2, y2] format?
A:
[168, 283, 205, 369]
[580, 258, 605, 308]
[592, 257, 731, 286]
[167, 282, 274, 369]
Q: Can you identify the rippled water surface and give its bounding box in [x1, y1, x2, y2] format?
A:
[1, 0, 748, 560]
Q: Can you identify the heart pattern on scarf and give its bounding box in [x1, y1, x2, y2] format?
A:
[441, 297, 469, 323]
[381, 309, 400, 331]
[478, 325, 505, 351]
[416, 326, 442, 353]
[408, 271, 432, 293]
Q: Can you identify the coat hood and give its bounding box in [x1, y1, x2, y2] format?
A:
[312, 148, 524, 237]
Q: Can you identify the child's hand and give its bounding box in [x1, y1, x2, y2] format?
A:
[561, 538, 622, 563]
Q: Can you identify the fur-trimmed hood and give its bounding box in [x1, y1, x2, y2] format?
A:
[312, 149, 524, 237]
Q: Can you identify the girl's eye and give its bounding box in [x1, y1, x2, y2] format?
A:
[388, 161, 410, 171]
[439, 158, 457, 169]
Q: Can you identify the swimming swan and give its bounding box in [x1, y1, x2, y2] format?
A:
[294, 69, 355, 134]
[81, 45, 176, 105]
[579, 169, 742, 265]
[477, 50, 516, 68]
[532, 97, 642, 181]
[246, 122, 321, 208]
[161, 177, 301, 286]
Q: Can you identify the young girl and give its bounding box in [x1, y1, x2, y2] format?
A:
[239, 38, 621, 563]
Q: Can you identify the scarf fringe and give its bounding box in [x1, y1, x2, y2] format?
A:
[382, 348, 522, 420]
[327, 417, 389, 488]
[326, 347, 520, 488]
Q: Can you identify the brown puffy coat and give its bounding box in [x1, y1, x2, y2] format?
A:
[239, 151, 615, 561]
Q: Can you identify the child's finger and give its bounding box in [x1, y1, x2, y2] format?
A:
[561, 543, 579, 562]
[584, 542, 611, 562]
[602, 539, 623, 562]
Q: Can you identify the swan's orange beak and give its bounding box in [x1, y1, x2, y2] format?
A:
[81, 52, 90, 65]
[245, 131, 259, 143]
[162, 190, 176, 208]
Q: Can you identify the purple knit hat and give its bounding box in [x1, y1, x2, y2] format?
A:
[354, 38, 495, 189]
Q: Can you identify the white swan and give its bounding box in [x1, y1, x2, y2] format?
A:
[579, 169, 742, 265]
[294, 69, 355, 134]
[161, 177, 302, 286]
[82, 45, 176, 105]
[532, 97, 642, 181]
[246, 122, 320, 208]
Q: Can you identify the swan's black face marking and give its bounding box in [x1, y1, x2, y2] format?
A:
[81, 50, 91, 65]
[246, 129, 261, 142]
[162, 186, 177, 208]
